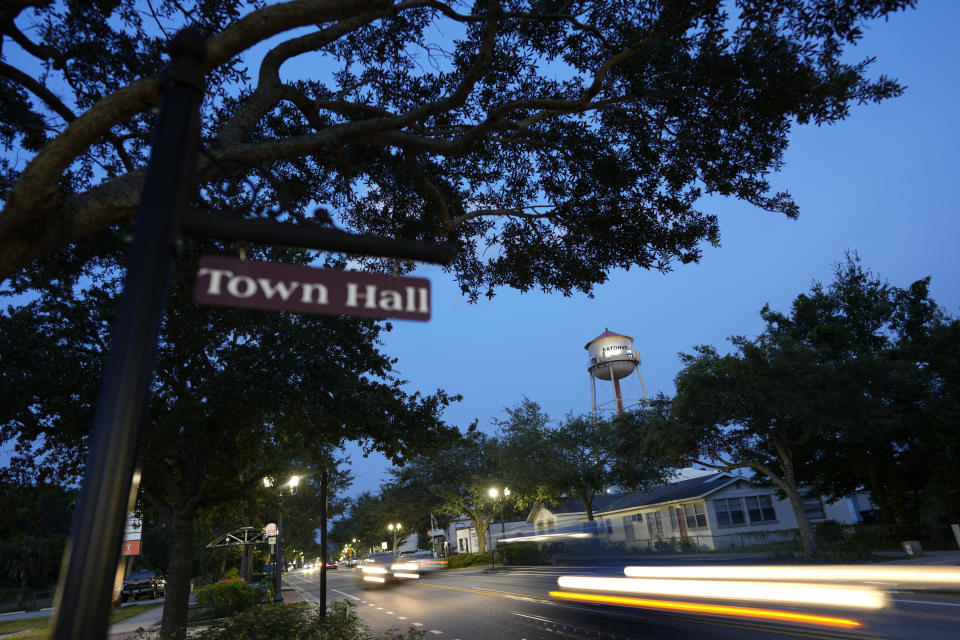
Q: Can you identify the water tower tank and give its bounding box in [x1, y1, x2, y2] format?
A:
[585, 329, 640, 380]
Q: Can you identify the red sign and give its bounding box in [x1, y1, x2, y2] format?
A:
[122, 540, 141, 556]
[194, 256, 431, 321]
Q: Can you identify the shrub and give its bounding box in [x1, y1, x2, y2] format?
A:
[195, 578, 268, 617]
[221, 567, 241, 581]
[446, 552, 490, 569]
[190, 600, 427, 640]
[502, 542, 548, 566]
[831, 538, 871, 563]
[653, 538, 675, 552]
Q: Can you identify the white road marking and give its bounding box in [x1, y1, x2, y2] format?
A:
[429, 630, 443, 635]
[413, 622, 424, 626]
[398, 616, 407, 620]
[331, 589, 361, 601]
[387, 611, 394, 614]
[376, 607, 383, 610]
[896, 598, 960, 608]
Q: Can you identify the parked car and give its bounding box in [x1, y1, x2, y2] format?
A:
[120, 570, 166, 602]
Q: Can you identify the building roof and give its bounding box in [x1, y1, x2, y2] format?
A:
[527, 472, 741, 522]
[605, 472, 738, 512]
[584, 328, 634, 350]
[549, 492, 626, 515]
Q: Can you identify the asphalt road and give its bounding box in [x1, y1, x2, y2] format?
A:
[285, 565, 960, 640]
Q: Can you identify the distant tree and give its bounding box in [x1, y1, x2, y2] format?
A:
[762, 255, 960, 523]
[498, 400, 671, 521]
[0, 0, 916, 293]
[664, 335, 828, 556]
[495, 399, 560, 509]
[387, 431, 506, 554]
[656, 254, 960, 556]
[0, 466, 76, 589]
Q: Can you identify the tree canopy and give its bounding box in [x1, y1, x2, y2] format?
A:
[0, 0, 915, 295]
[649, 254, 960, 556]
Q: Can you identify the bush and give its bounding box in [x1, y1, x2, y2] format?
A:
[191, 600, 426, 640]
[195, 578, 268, 617]
[502, 542, 548, 566]
[830, 538, 871, 563]
[446, 552, 490, 569]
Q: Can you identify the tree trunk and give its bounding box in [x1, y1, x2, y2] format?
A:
[783, 481, 818, 558]
[240, 545, 251, 581]
[474, 521, 486, 554]
[160, 506, 197, 639]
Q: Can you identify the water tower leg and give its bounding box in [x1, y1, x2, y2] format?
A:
[590, 373, 597, 422]
[636, 367, 650, 408]
[610, 364, 624, 414]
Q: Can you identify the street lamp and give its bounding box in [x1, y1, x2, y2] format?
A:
[388, 523, 402, 557]
[488, 486, 510, 567]
[264, 474, 299, 602]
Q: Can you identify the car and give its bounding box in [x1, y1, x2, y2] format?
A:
[324, 559, 338, 570]
[120, 569, 166, 602]
[399, 550, 448, 573]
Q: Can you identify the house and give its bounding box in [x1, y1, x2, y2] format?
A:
[445, 516, 529, 554]
[525, 471, 874, 552]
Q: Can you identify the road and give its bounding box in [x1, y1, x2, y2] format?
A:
[285, 565, 960, 640]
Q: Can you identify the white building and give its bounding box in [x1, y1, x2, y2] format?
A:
[525, 472, 874, 552]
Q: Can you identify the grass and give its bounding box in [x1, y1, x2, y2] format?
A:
[0, 603, 162, 639]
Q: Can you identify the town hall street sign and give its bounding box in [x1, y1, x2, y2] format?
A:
[194, 255, 431, 321]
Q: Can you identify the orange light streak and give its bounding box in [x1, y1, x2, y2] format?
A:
[548, 591, 863, 629]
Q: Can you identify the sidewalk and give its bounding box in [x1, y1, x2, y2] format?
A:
[106, 586, 308, 638]
[109, 605, 163, 639]
[876, 549, 960, 565]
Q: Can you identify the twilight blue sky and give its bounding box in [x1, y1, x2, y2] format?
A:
[340, 1, 960, 497]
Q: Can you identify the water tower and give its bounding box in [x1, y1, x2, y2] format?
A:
[585, 328, 649, 418]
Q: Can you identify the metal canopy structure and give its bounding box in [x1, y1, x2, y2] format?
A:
[206, 527, 269, 548]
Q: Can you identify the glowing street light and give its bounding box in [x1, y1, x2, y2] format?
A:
[388, 523, 402, 556]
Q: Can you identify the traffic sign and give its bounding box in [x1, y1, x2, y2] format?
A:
[265, 523, 277, 536]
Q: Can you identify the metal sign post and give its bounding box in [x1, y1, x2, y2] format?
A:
[51, 30, 205, 640]
[320, 469, 328, 619]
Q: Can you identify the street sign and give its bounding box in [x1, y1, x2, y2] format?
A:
[265, 523, 277, 536]
[194, 256, 431, 321]
[122, 514, 142, 556]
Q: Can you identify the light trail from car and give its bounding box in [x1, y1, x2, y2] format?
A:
[548, 590, 865, 629]
[621, 564, 960, 587]
[556, 575, 888, 609]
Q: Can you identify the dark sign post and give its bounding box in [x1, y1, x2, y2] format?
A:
[320, 469, 328, 620]
[51, 30, 205, 640]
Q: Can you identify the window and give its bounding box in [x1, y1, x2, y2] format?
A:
[647, 511, 664, 537]
[745, 496, 777, 523]
[713, 498, 745, 527]
[803, 497, 826, 521]
[669, 507, 679, 530]
[683, 502, 707, 529]
[623, 516, 636, 541]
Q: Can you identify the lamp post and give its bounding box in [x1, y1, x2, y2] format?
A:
[488, 487, 510, 567]
[265, 474, 299, 602]
[388, 523, 402, 557]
